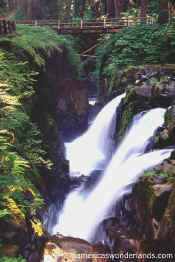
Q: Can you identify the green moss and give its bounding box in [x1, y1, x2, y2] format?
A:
[116, 88, 135, 143]
[117, 102, 134, 143]
[165, 107, 175, 134]
[134, 177, 156, 212]
[161, 180, 175, 243]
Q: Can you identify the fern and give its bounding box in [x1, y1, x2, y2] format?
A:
[0, 256, 26, 262]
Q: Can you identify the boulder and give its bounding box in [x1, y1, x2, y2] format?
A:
[42, 235, 93, 262]
[42, 234, 113, 262]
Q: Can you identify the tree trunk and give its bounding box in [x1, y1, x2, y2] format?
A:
[26, 0, 32, 20]
[118, 0, 126, 13]
[65, 0, 72, 19]
[107, 0, 114, 17]
[113, 0, 120, 18]
[102, 0, 107, 15]
[159, 0, 168, 10]
[58, 0, 64, 19]
[168, 0, 174, 26]
[74, 0, 79, 17]
[141, 0, 149, 21]
[94, 0, 100, 17]
[80, 0, 86, 18]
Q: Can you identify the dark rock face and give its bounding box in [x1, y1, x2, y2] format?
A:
[108, 66, 175, 258]
[0, 220, 47, 261]
[99, 178, 175, 259]
[116, 66, 175, 144]
[56, 78, 89, 141]
[110, 64, 175, 99]
[153, 105, 175, 149]
[0, 48, 88, 259]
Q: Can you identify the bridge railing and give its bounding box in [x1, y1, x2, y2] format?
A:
[16, 16, 157, 32]
[57, 17, 157, 29]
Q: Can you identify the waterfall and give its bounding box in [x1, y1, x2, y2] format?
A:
[65, 93, 125, 177]
[52, 100, 172, 242]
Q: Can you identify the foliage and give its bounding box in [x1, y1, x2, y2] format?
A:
[0, 24, 80, 225]
[142, 168, 175, 183]
[0, 0, 7, 16]
[147, 0, 160, 16]
[94, 23, 175, 92]
[153, 135, 160, 143]
[117, 102, 134, 143]
[11, 25, 79, 71]
[0, 257, 26, 262]
[0, 49, 46, 220]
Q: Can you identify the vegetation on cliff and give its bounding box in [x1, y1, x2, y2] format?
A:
[1, 0, 175, 259]
[0, 24, 80, 258]
[93, 24, 175, 94]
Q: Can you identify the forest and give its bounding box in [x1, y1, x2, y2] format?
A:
[1, 0, 175, 262]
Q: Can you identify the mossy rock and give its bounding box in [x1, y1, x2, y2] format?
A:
[159, 179, 175, 243]
[154, 105, 175, 148]
[165, 105, 175, 134]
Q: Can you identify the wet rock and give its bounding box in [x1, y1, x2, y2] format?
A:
[22, 249, 30, 258]
[92, 242, 111, 262]
[165, 105, 175, 135]
[42, 235, 93, 262]
[135, 84, 152, 97]
[58, 112, 88, 141]
[28, 251, 41, 262]
[56, 78, 89, 141]
[42, 234, 114, 262]
[108, 166, 175, 257]
[158, 179, 175, 242]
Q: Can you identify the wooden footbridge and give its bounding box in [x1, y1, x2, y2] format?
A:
[0, 17, 157, 35]
[16, 17, 157, 34]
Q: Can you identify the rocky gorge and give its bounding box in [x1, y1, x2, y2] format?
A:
[1, 25, 175, 262]
[42, 65, 175, 261]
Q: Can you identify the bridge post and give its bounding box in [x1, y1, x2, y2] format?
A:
[104, 18, 106, 28]
[81, 18, 83, 29]
[57, 19, 61, 33]
[127, 18, 129, 26]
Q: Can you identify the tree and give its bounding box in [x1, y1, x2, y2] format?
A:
[168, 0, 175, 25]
[107, 0, 114, 17]
[26, 0, 32, 20]
[114, 0, 121, 18]
[141, 0, 150, 20]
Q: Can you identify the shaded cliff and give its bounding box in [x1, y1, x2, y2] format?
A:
[0, 24, 89, 261]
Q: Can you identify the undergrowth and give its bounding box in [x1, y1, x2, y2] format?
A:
[94, 24, 175, 94]
[0, 24, 79, 240]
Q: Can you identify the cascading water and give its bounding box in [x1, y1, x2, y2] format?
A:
[51, 96, 172, 244]
[65, 93, 125, 177]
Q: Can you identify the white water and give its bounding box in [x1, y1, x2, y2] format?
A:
[52, 106, 172, 241]
[65, 93, 125, 177]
